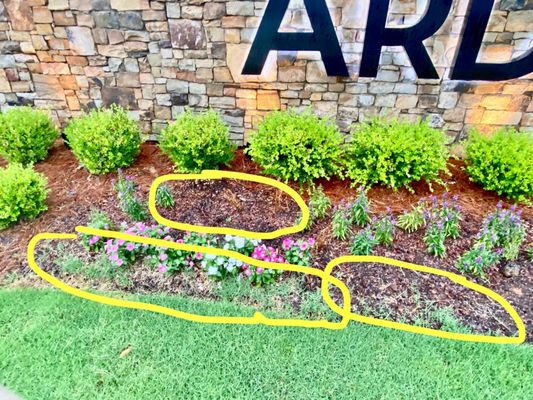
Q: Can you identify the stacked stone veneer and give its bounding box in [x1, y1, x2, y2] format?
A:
[0, 0, 532, 144]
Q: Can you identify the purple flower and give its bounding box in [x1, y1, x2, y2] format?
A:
[475, 256, 482, 264]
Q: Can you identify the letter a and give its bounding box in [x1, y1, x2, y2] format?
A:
[242, 0, 349, 76]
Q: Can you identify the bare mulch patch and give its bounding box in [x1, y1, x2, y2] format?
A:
[158, 179, 300, 233]
[1, 142, 532, 340]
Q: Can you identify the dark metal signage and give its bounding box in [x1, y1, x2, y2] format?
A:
[243, 0, 533, 81]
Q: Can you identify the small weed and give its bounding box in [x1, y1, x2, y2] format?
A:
[156, 184, 175, 209]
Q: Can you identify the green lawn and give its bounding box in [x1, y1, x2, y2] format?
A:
[0, 289, 532, 399]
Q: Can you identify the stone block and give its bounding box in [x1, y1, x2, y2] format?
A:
[169, 19, 206, 50]
[66, 27, 97, 56]
[110, 0, 149, 11]
[102, 87, 137, 108]
[4, 0, 34, 30]
[257, 90, 280, 110]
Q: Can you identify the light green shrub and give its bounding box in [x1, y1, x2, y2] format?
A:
[247, 109, 344, 185]
[0, 106, 58, 165]
[465, 128, 533, 203]
[344, 118, 449, 191]
[64, 105, 141, 174]
[0, 164, 48, 229]
[159, 109, 235, 173]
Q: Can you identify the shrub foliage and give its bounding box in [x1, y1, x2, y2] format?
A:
[159, 109, 235, 173]
[0, 164, 48, 229]
[247, 109, 344, 185]
[65, 105, 141, 174]
[344, 118, 449, 191]
[465, 128, 533, 203]
[0, 106, 58, 165]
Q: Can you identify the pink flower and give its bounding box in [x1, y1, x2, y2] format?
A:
[242, 263, 248, 270]
[308, 238, 315, 246]
[164, 235, 172, 241]
[159, 253, 168, 261]
[244, 269, 252, 277]
[126, 243, 135, 251]
[256, 268, 263, 274]
[109, 253, 119, 262]
[299, 242, 309, 251]
[158, 264, 167, 273]
[195, 252, 203, 260]
[176, 239, 184, 243]
[116, 259, 124, 267]
[282, 239, 293, 251]
[117, 240, 125, 246]
[189, 261, 194, 267]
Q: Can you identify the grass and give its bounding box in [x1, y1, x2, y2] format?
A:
[0, 288, 532, 399]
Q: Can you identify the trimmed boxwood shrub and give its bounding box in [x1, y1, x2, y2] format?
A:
[0, 164, 48, 229]
[344, 118, 449, 191]
[465, 128, 533, 203]
[0, 106, 58, 165]
[247, 109, 344, 185]
[159, 109, 235, 173]
[65, 105, 141, 174]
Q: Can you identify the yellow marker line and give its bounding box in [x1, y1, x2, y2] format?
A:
[28, 229, 352, 330]
[26, 171, 526, 344]
[321, 256, 526, 344]
[148, 170, 309, 240]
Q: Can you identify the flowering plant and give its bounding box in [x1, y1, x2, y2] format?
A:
[351, 228, 377, 256]
[282, 237, 315, 266]
[81, 209, 113, 252]
[457, 204, 525, 275]
[373, 211, 395, 246]
[332, 202, 352, 241]
[351, 187, 371, 227]
[113, 170, 148, 222]
[477, 203, 525, 261]
[244, 244, 286, 286]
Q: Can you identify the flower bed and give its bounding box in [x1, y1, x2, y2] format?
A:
[2, 143, 531, 341]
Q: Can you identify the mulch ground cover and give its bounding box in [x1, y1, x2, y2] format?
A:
[1, 141, 531, 340]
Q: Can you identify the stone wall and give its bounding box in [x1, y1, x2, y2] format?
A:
[0, 0, 532, 144]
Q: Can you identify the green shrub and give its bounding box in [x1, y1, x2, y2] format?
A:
[0, 164, 48, 229]
[344, 118, 449, 191]
[247, 109, 344, 185]
[465, 128, 533, 203]
[0, 106, 58, 165]
[64, 105, 141, 174]
[159, 109, 235, 173]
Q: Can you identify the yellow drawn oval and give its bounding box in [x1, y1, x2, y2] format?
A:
[321, 256, 526, 345]
[27, 228, 352, 331]
[148, 170, 309, 240]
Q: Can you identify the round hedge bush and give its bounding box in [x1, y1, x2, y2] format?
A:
[0, 106, 59, 165]
[247, 109, 344, 185]
[159, 109, 235, 173]
[0, 164, 49, 229]
[344, 118, 450, 191]
[64, 105, 141, 174]
[465, 128, 533, 203]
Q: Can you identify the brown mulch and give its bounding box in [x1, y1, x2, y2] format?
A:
[158, 179, 299, 233]
[1, 141, 532, 340]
